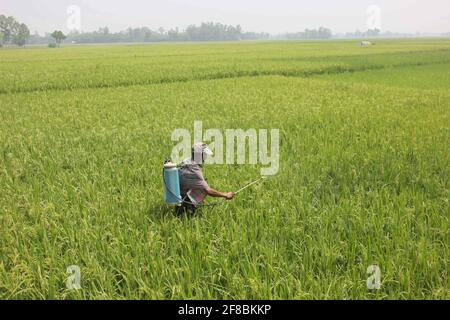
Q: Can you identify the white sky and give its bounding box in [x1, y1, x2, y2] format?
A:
[1, 0, 449, 34]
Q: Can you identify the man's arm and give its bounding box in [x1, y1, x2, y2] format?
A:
[205, 187, 235, 200]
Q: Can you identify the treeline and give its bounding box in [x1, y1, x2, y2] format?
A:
[34, 25, 334, 44]
[0, 15, 30, 46]
[277, 27, 333, 40]
[2, 13, 450, 47]
[343, 28, 381, 38]
[29, 22, 270, 44]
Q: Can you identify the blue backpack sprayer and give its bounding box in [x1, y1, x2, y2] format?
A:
[163, 159, 182, 206]
[162, 159, 210, 209]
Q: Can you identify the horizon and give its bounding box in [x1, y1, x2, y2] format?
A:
[19, 23, 450, 38]
[1, 0, 449, 35]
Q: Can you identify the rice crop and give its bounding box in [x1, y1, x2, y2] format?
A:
[0, 39, 449, 299]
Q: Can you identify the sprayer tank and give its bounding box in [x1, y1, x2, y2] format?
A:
[163, 163, 182, 205]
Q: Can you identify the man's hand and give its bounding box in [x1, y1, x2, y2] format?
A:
[205, 188, 235, 200]
[225, 192, 235, 200]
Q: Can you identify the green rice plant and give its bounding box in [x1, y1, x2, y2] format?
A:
[0, 39, 449, 299]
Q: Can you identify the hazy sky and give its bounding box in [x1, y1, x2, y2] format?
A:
[1, 0, 449, 34]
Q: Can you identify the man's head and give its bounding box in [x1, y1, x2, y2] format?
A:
[192, 142, 213, 165]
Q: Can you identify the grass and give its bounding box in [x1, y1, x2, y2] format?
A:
[0, 39, 449, 299]
[316, 62, 450, 89]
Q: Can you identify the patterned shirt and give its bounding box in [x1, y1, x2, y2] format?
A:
[179, 159, 209, 203]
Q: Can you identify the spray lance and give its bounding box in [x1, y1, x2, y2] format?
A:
[233, 176, 268, 195]
[197, 175, 269, 207]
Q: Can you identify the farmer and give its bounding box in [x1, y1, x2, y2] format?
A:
[178, 142, 234, 212]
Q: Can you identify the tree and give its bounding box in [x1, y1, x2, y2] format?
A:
[318, 27, 332, 39]
[0, 15, 18, 45]
[0, 15, 31, 47]
[100, 26, 109, 35]
[366, 28, 380, 37]
[51, 30, 66, 47]
[13, 23, 30, 46]
[185, 22, 242, 41]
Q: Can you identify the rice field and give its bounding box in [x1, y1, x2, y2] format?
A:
[0, 39, 449, 299]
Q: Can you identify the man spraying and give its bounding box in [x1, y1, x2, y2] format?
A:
[178, 142, 234, 212]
